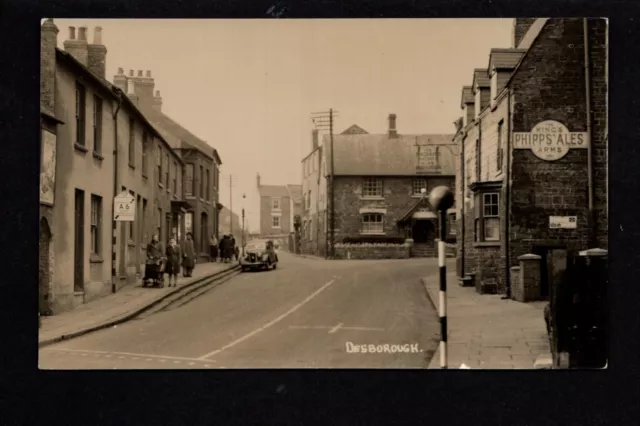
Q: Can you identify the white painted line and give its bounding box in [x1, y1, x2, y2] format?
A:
[342, 326, 385, 332]
[289, 325, 331, 330]
[48, 348, 207, 363]
[132, 357, 139, 360]
[118, 356, 125, 359]
[198, 279, 337, 360]
[329, 323, 344, 334]
[189, 362, 195, 366]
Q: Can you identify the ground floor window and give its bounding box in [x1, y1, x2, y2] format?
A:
[361, 213, 384, 234]
[272, 215, 281, 229]
[90, 194, 102, 255]
[474, 192, 500, 242]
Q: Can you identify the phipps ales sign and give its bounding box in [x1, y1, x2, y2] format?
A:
[513, 120, 589, 161]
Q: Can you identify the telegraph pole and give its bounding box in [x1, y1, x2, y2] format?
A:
[311, 109, 338, 259]
[229, 174, 233, 236]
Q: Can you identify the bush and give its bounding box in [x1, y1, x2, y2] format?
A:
[341, 236, 406, 245]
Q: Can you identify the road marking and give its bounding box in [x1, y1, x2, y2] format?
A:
[198, 278, 337, 360]
[329, 323, 343, 334]
[46, 348, 207, 364]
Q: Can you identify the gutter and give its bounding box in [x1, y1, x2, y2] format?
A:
[583, 19, 596, 247]
[111, 88, 123, 294]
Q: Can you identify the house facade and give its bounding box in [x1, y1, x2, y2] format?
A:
[455, 18, 608, 297]
[113, 68, 224, 262]
[317, 115, 457, 258]
[256, 173, 300, 239]
[300, 130, 323, 255]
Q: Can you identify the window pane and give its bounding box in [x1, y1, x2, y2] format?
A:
[474, 218, 480, 241]
[363, 177, 382, 197]
[484, 217, 499, 241]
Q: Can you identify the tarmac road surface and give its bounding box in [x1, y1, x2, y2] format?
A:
[39, 253, 441, 369]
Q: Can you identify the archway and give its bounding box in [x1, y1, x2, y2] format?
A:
[39, 217, 53, 315]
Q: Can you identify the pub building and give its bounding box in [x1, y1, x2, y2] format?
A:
[454, 18, 607, 298]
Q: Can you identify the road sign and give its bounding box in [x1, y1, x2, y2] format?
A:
[549, 215, 577, 229]
[114, 191, 136, 222]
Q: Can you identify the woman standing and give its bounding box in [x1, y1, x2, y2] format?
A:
[165, 238, 181, 287]
[182, 232, 196, 277]
[210, 234, 218, 262]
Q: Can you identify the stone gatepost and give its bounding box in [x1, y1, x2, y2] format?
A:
[510, 266, 521, 301]
[517, 254, 542, 302]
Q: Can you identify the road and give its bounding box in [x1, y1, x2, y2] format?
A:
[39, 253, 443, 369]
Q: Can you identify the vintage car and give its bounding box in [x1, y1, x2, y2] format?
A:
[240, 239, 279, 271]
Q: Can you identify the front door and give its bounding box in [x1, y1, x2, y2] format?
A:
[412, 220, 436, 245]
[74, 189, 85, 292]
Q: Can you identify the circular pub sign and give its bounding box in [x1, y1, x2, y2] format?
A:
[512, 120, 589, 161]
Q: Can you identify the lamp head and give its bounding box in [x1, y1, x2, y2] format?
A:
[420, 188, 427, 195]
[428, 186, 454, 212]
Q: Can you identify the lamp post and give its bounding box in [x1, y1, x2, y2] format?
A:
[428, 185, 454, 369]
[242, 193, 246, 257]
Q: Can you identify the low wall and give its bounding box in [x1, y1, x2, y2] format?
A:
[334, 243, 411, 260]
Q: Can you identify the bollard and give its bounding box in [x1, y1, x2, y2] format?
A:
[429, 186, 454, 369]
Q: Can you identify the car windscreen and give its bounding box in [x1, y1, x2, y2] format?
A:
[245, 242, 266, 252]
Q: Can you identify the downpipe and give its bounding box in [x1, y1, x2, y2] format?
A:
[503, 90, 512, 300]
[111, 88, 123, 293]
[583, 18, 596, 247]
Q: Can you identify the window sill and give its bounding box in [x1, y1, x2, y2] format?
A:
[411, 194, 426, 198]
[186, 195, 195, 199]
[74, 143, 88, 153]
[73, 291, 85, 296]
[473, 241, 501, 248]
[142, 174, 148, 180]
[89, 254, 104, 263]
[159, 183, 164, 189]
[129, 164, 135, 170]
[127, 240, 137, 247]
[92, 152, 104, 161]
[359, 196, 385, 201]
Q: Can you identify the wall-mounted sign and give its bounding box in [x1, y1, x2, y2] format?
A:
[114, 191, 136, 221]
[416, 145, 442, 174]
[549, 216, 578, 229]
[512, 120, 589, 161]
[40, 130, 57, 206]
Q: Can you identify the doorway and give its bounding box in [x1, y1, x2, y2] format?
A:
[74, 189, 85, 292]
[533, 246, 568, 300]
[412, 220, 436, 245]
[39, 217, 52, 315]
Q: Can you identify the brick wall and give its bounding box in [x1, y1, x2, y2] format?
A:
[40, 20, 58, 113]
[333, 175, 455, 241]
[260, 195, 292, 235]
[513, 18, 537, 48]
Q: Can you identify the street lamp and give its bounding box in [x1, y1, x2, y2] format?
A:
[241, 193, 246, 257]
[428, 185, 454, 369]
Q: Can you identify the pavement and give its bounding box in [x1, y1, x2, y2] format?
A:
[39, 253, 441, 369]
[421, 265, 552, 369]
[39, 261, 238, 348]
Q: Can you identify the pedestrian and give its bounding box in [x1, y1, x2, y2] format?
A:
[144, 234, 165, 286]
[210, 234, 218, 262]
[218, 235, 226, 262]
[165, 238, 181, 287]
[182, 232, 196, 277]
[230, 236, 236, 261]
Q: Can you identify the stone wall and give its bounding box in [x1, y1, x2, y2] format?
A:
[334, 243, 411, 260]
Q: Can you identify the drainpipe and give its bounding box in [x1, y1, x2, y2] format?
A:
[583, 18, 596, 247]
[459, 135, 465, 277]
[504, 89, 513, 299]
[111, 88, 123, 293]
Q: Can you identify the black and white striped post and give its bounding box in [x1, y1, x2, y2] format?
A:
[428, 185, 454, 369]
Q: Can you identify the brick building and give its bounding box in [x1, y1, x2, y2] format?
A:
[112, 69, 223, 263]
[300, 130, 324, 255]
[455, 18, 608, 296]
[318, 115, 457, 258]
[256, 174, 301, 240]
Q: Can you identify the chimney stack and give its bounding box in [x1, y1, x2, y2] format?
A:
[63, 25, 88, 66]
[152, 90, 163, 112]
[512, 18, 537, 48]
[113, 67, 127, 92]
[256, 173, 261, 188]
[41, 19, 59, 115]
[137, 70, 143, 77]
[388, 114, 398, 138]
[127, 78, 139, 105]
[87, 26, 107, 78]
[312, 129, 319, 150]
[129, 69, 134, 77]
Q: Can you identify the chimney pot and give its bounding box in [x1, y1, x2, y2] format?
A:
[388, 114, 398, 138]
[155, 90, 161, 97]
[129, 69, 134, 76]
[69, 26, 76, 40]
[78, 26, 88, 41]
[137, 70, 143, 77]
[93, 26, 103, 45]
[118, 67, 124, 74]
[146, 70, 151, 77]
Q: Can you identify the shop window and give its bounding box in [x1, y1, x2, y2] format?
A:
[474, 192, 500, 242]
[362, 177, 383, 198]
[361, 213, 384, 234]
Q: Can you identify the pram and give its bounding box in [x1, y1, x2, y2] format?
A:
[143, 257, 166, 288]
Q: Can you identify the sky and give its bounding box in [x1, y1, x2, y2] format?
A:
[54, 18, 514, 232]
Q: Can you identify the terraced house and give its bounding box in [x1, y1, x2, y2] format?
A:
[454, 18, 608, 297]
[113, 68, 224, 262]
[319, 115, 457, 258]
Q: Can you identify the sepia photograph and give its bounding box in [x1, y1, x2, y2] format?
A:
[38, 17, 608, 370]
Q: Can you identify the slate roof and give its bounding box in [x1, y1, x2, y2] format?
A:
[286, 184, 303, 204]
[341, 124, 369, 135]
[487, 48, 526, 72]
[472, 68, 491, 89]
[460, 86, 474, 108]
[323, 132, 457, 176]
[258, 185, 291, 198]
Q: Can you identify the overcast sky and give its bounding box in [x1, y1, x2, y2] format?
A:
[55, 18, 513, 232]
